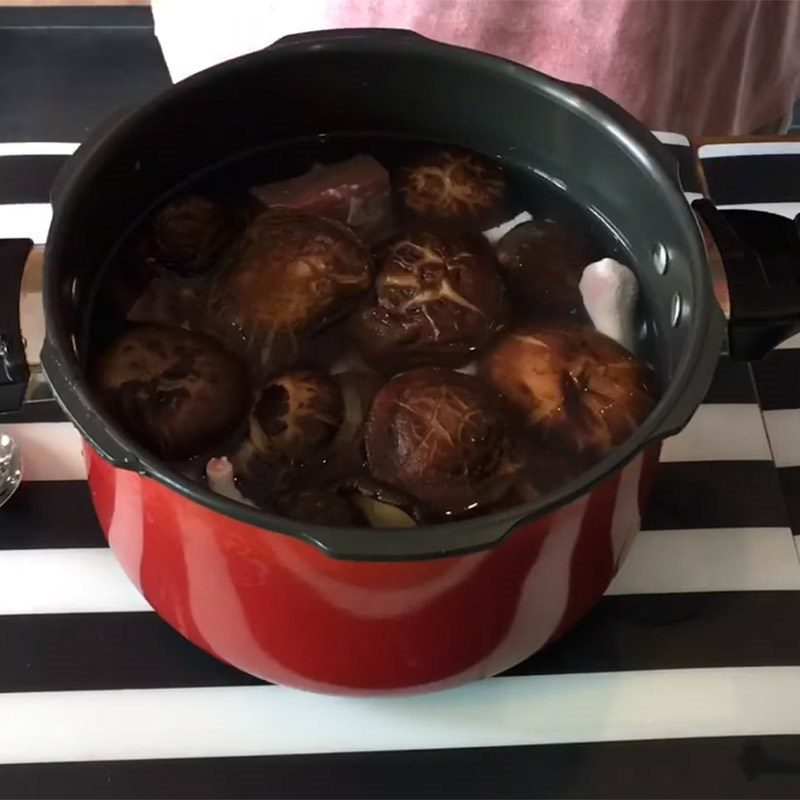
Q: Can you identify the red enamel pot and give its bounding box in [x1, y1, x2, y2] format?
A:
[3, 30, 795, 694]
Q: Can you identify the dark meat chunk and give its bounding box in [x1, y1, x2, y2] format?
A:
[92, 325, 250, 460]
[205, 208, 372, 377]
[251, 155, 393, 244]
[365, 368, 520, 516]
[480, 323, 657, 456]
[494, 219, 601, 319]
[398, 148, 505, 223]
[350, 227, 505, 370]
[274, 487, 360, 526]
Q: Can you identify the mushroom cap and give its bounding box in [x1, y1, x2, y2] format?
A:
[206, 207, 372, 375]
[146, 194, 238, 276]
[495, 219, 600, 319]
[398, 148, 505, 222]
[249, 369, 345, 462]
[480, 322, 657, 455]
[350, 227, 505, 370]
[92, 324, 250, 460]
[366, 368, 519, 515]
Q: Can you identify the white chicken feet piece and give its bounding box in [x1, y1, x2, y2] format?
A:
[579, 258, 639, 352]
[206, 457, 256, 507]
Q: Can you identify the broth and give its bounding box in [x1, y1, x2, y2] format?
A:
[90, 135, 659, 527]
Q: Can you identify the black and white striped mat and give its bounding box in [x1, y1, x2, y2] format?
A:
[1, 8, 800, 798]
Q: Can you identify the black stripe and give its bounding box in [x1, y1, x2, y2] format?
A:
[0, 22, 170, 143]
[703, 154, 800, 205]
[3, 592, 800, 693]
[0, 155, 68, 204]
[0, 398, 67, 424]
[777, 467, 800, 538]
[0, 481, 105, 550]
[2, 735, 800, 799]
[752, 349, 800, 411]
[3, 461, 783, 553]
[663, 142, 703, 195]
[703, 355, 756, 404]
[507, 591, 800, 676]
[0, 6, 155, 29]
[643, 461, 788, 530]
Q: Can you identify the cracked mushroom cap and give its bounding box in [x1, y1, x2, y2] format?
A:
[398, 148, 505, 222]
[479, 323, 657, 456]
[206, 207, 372, 376]
[92, 325, 250, 460]
[350, 227, 505, 370]
[365, 368, 520, 515]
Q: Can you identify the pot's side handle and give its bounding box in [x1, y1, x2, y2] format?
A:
[0, 240, 32, 413]
[692, 198, 800, 360]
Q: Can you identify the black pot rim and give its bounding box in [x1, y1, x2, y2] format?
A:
[42, 29, 719, 561]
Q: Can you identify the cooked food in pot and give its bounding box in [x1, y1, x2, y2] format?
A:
[251, 155, 393, 244]
[494, 219, 600, 319]
[205, 207, 372, 376]
[144, 194, 239, 276]
[350, 227, 505, 370]
[480, 322, 657, 456]
[365, 368, 521, 515]
[92, 137, 661, 528]
[398, 148, 505, 222]
[92, 325, 250, 460]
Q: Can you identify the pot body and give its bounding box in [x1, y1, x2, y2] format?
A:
[40, 30, 721, 694]
[87, 443, 660, 694]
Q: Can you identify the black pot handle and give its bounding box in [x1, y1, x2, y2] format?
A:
[0, 239, 33, 414]
[692, 198, 800, 360]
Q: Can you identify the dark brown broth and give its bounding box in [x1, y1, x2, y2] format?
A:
[91, 134, 656, 525]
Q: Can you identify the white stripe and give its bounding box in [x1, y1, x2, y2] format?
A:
[762, 409, 800, 468]
[608, 527, 800, 595]
[0, 550, 149, 615]
[683, 191, 703, 203]
[699, 141, 800, 158]
[0, 203, 52, 244]
[653, 131, 690, 147]
[0, 142, 78, 157]
[2, 423, 86, 481]
[3, 524, 795, 616]
[659, 404, 771, 462]
[717, 201, 800, 220]
[777, 332, 800, 349]
[2, 668, 800, 763]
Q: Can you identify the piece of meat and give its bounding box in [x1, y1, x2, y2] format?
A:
[251, 155, 393, 244]
[206, 457, 256, 506]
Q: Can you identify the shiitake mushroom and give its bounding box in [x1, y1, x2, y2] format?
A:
[494, 219, 601, 319]
[205, 207, 372, 377]
[398, 148, 505, 222]
[480, 323, 657, 456]
[144, 194, 239, 277]
[274, 487, 361, 527]
[92, 325, 250, 460]
[365, 368, 521, 516]
[350, 227, 505, 370]
[232, 367, 381, 501]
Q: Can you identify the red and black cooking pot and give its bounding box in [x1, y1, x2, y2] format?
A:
[3, 30, 800, 695]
